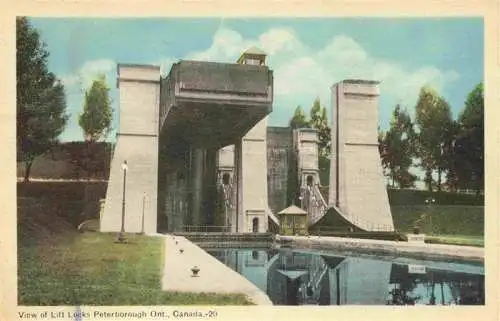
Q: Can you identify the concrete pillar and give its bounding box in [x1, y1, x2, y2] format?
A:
[329, 82, 341, 207]
[224, 116, 270, 233]
[203, 148, 217, 226]
[191, 148, 204, 227]
[329, 80, 394, 231]
[240, 117, 270, 232]
[100, 64, 160, 234]
[233, 141, 243, 232]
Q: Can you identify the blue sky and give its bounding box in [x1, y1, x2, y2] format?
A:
[30, 17, 484, 143]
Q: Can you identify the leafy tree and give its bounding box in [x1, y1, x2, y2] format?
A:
[289, 105, 310, 129]
[382, 105, 417, 188]
[65, 141, 111, 180]
[17, 17, 68, 182]
[78, 74, 113, 141]
[75, 74, 113, 179]
[453, 83, 484, 194]
[309, 98, 332, 186]
[414, 86, 453, 191]
[378, 127, 391, 184]
[442, 120, 461, 191]
[309, 98, 331, 158]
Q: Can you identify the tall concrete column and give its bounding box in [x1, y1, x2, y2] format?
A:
[203, 148, 218, 226]
[329, 82, 341, 207]
[191, 148, 205, 227]
[100, 64, 160, 234]
[232, 141, 243, 232]
[329, 80, 394, 231]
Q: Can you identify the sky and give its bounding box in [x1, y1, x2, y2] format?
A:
[29, 17, 484, 145]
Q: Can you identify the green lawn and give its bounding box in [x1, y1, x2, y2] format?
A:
[425, 235, 484, 247]
[18, 232, 253, 306]
[391, 205, 484, 236]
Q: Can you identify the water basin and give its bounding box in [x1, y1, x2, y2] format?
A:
[206, 247, 484, 305]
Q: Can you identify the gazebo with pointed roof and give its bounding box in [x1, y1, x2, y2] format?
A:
[278, 205, 308, 236]
[237, 46, 267, 65]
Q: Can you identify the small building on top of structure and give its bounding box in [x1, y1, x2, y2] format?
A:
[237, 46, 267, 66]
[278, 205, 308, 236]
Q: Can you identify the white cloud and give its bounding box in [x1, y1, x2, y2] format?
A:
[158, 58, 175, 76]
[185, 28, 253, 62]
[160, 27, 460, 125]
[57, 59, 118, 142]
[60, 59, 116, 91]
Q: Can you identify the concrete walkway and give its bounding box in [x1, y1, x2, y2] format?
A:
[277, 235, 484, 263]
[160, 234, 272, 305]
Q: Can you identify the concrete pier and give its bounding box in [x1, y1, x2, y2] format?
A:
[161, 235, 272, 305]
[277, 235, 484, 263]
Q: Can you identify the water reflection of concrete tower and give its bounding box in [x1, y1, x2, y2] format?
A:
[327, 257, 391, 305]
[225, 249, 270, 293]
[267, 251, 313, 305]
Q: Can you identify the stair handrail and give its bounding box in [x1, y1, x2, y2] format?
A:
[309, 184, 394, 231]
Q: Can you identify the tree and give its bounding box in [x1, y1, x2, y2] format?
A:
[309, 98, 331, 158]
[414, 86, 453, 191]
[17, 17, 68, 182]
[78, 74, 113, 141]
[378, 127, 390, 184]
[453, 83, 484, 194]
[75, 74, 113, 180]
[289, 105, 310, 129]
[382, 105, 417, 188]
[309, 98, 332, 186]
[442, 120, 462, 191]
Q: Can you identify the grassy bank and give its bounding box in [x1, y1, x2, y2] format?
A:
[424, 235, 484, 247]
[18, 232, 253, 305]
[391, 205, 484, 236]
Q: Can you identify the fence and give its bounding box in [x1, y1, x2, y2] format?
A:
[181, 225, 232, 232]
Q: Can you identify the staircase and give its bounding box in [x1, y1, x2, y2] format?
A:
[219, 181, 280, 229]
[308, 184, 393, 232]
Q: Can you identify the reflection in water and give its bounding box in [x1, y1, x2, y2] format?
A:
[206, 248, 484, 306]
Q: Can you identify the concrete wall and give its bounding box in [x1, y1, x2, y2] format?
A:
[218, 145, 235, 170]
[267, 127, 293, 213]
[295, 129, 320, 186]
[100, 65, 160, 233]
[234, 116, 270, 232]
[330, 80, 394, 231]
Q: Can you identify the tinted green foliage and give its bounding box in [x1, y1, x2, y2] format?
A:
[17, 17, 68, 181]
[387, 189, 484, 206]
[391, 205, 484, 236]
[16, 142, 113, 180]
[289, 105, 310, 129]
[381, 105, 417, 188]
[450, 83, 484, 193]
[78, 74, 113, 141]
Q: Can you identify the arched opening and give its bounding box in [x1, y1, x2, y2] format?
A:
[252, 217, 259, 233]
[252, 250, 259, 260]
[222, 173, 230, 185]
[306, 175, 313, 186]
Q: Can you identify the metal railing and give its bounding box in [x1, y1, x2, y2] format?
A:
[308, 184, 394, 232]
[182, 225, 232, 232]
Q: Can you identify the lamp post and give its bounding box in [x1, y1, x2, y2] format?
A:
[117, 160, 128, 243]
[425, 197, 436, 234]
